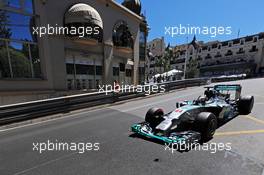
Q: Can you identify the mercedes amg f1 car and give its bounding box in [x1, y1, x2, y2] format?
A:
[131, 84, 254, 144]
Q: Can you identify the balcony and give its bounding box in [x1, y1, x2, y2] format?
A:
[200, 59, 254, 69]
[214, 54, 222, 58]
[225, 50, 233, 56]
[197, 56, 203, 61]
[236, 50, 245, 54]
[170, 58, 185, 64]
[205, 54, 212, 60]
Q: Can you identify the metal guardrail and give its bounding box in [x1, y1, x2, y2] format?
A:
[210, 76, 246, 83]
[0, 78, 209, 125]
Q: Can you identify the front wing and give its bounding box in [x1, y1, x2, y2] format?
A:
[131, 123, 201, 144]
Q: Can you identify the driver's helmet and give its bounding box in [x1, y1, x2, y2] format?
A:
[204, 89, 216, 99]
[198, 96, 207, 105]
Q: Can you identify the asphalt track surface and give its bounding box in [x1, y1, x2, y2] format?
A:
[0, 78, 264, 175]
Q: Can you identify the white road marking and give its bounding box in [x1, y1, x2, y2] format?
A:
[13, 152, 77, 175]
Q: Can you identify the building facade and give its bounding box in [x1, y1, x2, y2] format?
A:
[171, 34, 264, 78]
[146, 37, 166, 77]
[0, 0, 148, 97]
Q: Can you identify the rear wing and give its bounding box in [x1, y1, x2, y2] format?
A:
[205, 84, 242, 100]
[214, 84, 241, 91]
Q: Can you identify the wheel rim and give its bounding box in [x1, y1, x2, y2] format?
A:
[208, 119, 217, 136]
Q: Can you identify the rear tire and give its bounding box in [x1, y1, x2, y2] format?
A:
[145, 108, 164, 128]
[238, 96, 254, 115]
[194, 112, 218, 142]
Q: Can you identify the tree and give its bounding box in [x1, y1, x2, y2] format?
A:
[154, 44, 173, 74]
[0, 10, 12, 39]
[163, 44, 173, 72]
[186, 58, 199, 78]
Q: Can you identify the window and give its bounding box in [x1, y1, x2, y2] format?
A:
[112, 21, 133, 48]
[205, 54, 212, 59]
[249, 45, 258, 52]
[113, 67, 119, 76]
[245, 36, 253, 42]
[222, 42, 228, 47]
[88, 80, 93, 89]
[67, 79, 73, 90]
[1, 11, 36, 42]
[212, 44, 217, 49]
[96, 79, 100, 89]
[233, 39, 240, 45]
[215, 52, 221, 58]
[138, 67, 145, 84]
[82, 79, 86, 89]
[76, 79, 81, 90]
[139, 30, 146, 61]
[119, 63, 125, 72]
[2, 0, 34, 14]
[259, 33, 264, 40]
[0, 2, 41, 79]
[126, 69, 132, 77]
[0, 39, 41, 78]
[237, 48, 245, 54]
[75, 65, 95, 75]
[96, 66, 102, 75]
[0, 40, 11, 78]
[225, 50, 233, 56]
[66, 63, 75, 74]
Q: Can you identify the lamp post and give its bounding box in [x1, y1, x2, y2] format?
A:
[183, 37, 189, 80]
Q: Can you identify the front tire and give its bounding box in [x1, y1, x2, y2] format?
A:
[145, 108, 164, 128]
[194, 112, 218, 142]
[238, 96, 254, 115]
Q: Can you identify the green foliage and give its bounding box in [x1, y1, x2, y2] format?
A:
[0, 10, 12, 39]
[154, 44, 173, 73]
[186, 58, 199, 78]
[0, 47, 32, 78]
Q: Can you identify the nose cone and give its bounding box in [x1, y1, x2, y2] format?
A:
[156, 119, 172, 131]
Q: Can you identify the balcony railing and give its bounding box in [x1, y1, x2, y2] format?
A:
[170, 58, 185, 64]
[201, 59, 254, 68]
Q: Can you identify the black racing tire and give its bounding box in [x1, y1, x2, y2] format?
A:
[194, 112, 218, 142]
[145, 108, 164, 128]
[238, 96, 254, 115]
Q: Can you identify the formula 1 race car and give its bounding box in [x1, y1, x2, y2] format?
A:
[131, 84, 254, 144]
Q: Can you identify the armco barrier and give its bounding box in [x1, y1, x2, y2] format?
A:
[0, 78, 209, 125]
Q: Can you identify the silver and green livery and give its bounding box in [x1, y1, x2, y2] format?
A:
[131, 84, 254, 144]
